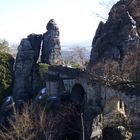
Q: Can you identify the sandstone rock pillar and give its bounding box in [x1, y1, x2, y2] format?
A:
[41, 19, 62, 65]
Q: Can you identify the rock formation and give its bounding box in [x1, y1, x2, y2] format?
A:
[88, 0, 140, 83]
[87, 0, 140, 139]
[13, 34, 42, 101]
[13, 19, 63, 102]
[5, 6, 140, 139]
[41, 19, 62, 65]
[27, 34, 42, 62]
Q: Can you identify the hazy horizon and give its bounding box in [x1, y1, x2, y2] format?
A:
[0, 0, 118, 47]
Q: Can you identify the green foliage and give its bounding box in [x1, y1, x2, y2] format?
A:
[35, 63, 49, 88]
[0, 52, 14, 102]
[38, 63, 49, 80]
[70, 63, 81, 68]
[31, 63, 49, 97]
[0, 39, 14, 102]
[0, 39, 10, 53]
[39, 63, 49, 73]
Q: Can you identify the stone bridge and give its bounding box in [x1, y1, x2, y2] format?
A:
[46, 65, 84, 95]
[46, 65, 140, 139]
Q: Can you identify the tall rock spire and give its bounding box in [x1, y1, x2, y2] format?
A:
[41, 19, 62, 65]
[13, 34, 42, 101]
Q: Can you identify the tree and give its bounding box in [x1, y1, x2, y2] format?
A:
[0, 53, 14, 101]
[0, 39, 14, 102]
[0, 39, 10, 53]
[63, 47, 89, 69]
[72, 47, 86, 68]
[95, 0, 118, 20]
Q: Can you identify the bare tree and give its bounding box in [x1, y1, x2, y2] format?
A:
[95, 0, 118, 20]
[63, 46, 89, 69]
[71, 47, 87, 68]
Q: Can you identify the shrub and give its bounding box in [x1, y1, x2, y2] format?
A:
[0, 40, 9, 53]
[0, 102, 82, 140]
[0, 53, 14, 102]
[38, 63, 49, 87]
[0, 103, 47, 140]
[38, 63, 49, 77]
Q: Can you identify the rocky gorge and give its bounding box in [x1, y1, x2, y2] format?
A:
[0, 0, 140, 140]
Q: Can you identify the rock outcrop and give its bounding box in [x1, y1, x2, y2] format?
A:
[13, 19, 63, 102]
[88, 0, 140, 83]
[13, 34, 42, 101]
[87, 0, 140, 139]
[41, 19, 62, 65]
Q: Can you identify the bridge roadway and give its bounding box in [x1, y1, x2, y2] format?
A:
[47, 65, 84, 81]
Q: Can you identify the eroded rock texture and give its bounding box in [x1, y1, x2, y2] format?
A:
[86, 1, 140, 139]
[88, 0, 140, 83]
[41, 19, 62, 65]
[13, 34, 42, 101]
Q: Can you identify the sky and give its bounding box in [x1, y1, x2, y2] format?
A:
[0, 0, 117, 47]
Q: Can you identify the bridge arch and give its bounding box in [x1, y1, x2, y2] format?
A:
[71, 83, 87, 106]
[102, 126, 123, 140]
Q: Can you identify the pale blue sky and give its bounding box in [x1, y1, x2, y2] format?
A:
[0, 0, 117, 46]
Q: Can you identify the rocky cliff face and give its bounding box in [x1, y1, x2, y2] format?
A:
[41, 19, 62, 65]
[86, 0, 140, 139]
[88, 0, 140, 84]
[13, 19, 63, 101]
[13, 19, 63, 102]
[13, 34, 42, 101]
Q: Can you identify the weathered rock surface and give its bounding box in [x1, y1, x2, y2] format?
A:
[41, 19, 62, 65]
[27, 34, 42, 62]
[88, 0, 140, 83]
[13, 34, 42, 101]
[86, 0, 140, 139]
